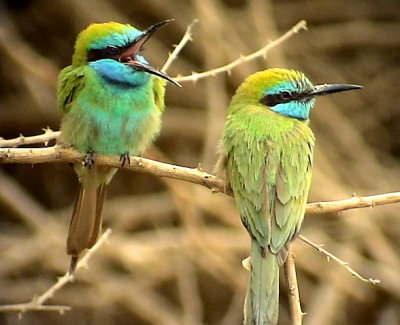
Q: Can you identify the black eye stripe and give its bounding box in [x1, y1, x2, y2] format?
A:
[260, 91, 301, 107]
[106, 46, 120, 55]
[87, 43, 132, 62]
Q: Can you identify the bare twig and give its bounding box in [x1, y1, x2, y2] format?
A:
[298, 235, 380, 285]
[0, 229, 112, 313]
[174, 20, 307, 82]
[1, 145, 400, 216]
[0, 146, 225, 192]
[284, 244, 303, 325]
[306, 194, 400, 214]
[0, 128, 60, 148]
[0, 304, 71, 313]
[161, 19, 198, 73]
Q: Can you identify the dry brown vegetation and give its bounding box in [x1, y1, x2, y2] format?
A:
[1, 0, 400, 324]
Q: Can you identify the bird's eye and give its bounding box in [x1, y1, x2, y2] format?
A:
[106, 46, 120, 56]
[279, 91, 291, 101]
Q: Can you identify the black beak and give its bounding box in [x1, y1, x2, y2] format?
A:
[308, 84, 362, 97]
[129, 60, 181, 87]
[120, 19, 181, 87]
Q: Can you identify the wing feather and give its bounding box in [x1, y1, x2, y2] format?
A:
[57, 65, 85, 114]
[220, 107, 314, 255]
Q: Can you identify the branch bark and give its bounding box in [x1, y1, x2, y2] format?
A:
[174, 20, 307, 82]
[298, 235, 380, 284]
[1, 145, 400, 215]
[284, 244, 303, 325]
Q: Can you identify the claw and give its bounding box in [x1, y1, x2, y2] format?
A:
[83, 150, 95, 168]
[120, 152, 130, 167]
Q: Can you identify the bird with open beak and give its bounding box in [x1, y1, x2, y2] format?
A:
[57, 20, 180, 273]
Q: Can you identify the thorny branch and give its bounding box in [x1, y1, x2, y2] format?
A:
[1, 144, 400, 217]
[0, 128, 59, 148]
[161, 19, 198, 74]
[298, 235, 380, 285]
[174, 20, 307, 82]
[0, 18, 388, 321]
[0, 229, 112, 314]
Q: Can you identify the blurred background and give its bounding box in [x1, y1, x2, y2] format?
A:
[1, 0, 400, 324]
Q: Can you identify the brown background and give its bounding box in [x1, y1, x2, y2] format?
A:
[1, 0, 400, 324]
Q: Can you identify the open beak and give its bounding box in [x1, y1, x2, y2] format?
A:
[119, 19, 181, 87]
[129, 60, 181, 87]
[308, 84, 362, 97]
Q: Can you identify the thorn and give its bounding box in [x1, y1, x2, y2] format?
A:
[242, 256, 251, 271]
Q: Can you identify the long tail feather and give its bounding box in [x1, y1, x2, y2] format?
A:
[67, 182, 107, 273]
[244, 240, 279, 325]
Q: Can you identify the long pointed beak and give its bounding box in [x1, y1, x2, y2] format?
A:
[120, 19, 173, 61]
[127, 60, 181, 87]
[308, 84, 362, 97]
[120, 19, 180, 87]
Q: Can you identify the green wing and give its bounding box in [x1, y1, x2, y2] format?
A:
[221, 109, 314, 255]
[57, 65, 85, 115]
[152, 77, 166, 113]
[270, 126, 314, 254]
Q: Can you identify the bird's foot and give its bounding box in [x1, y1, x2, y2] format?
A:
[83, 150, 95, 169]
[120, 152, 130, 167]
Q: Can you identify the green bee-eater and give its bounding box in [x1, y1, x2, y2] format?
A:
[216, 68, 361, 325]
[57, 20, 180, 273]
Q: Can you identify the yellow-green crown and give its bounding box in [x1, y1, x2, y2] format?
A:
[72, 22, 140, 66]
[233, 68, 313, 104]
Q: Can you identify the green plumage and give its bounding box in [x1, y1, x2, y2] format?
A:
[58, 64, 165, 156]
[217, 71, 314, 325]
[217, 68, 361, 324]
[57, 21, 176, 273]
[221, 102, 314, 252]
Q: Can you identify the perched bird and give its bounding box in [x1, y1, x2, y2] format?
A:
[57, 20, 180, 273]
[216, 68, 361, 325]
